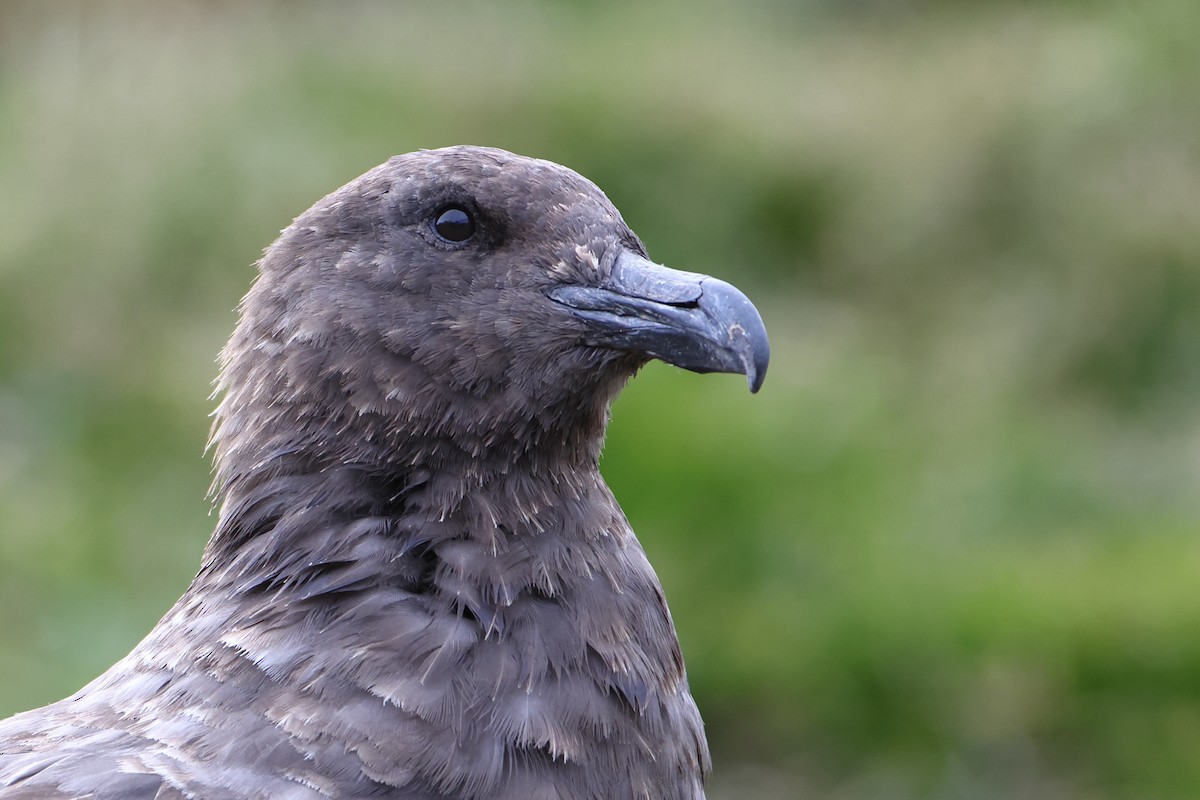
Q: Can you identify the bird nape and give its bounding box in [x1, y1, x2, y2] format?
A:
[0, 146, 769, 800]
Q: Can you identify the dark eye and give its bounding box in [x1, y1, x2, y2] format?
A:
[433, 206, 476, 243]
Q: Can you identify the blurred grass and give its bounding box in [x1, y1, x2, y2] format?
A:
[2, 1, 1200, 798]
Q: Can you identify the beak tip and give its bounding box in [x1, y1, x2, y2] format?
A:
[699, 277, 770, 395]
[744, 340, 769, 394]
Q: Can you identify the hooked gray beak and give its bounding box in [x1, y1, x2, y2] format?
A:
[549, 249, 770, 392]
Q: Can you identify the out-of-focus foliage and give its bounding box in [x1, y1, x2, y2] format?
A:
[2, 1, 1199, 797]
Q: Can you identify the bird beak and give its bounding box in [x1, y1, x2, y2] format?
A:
[549, 249, 770, 392]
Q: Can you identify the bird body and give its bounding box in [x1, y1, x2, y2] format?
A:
[0, 147, 768, 799]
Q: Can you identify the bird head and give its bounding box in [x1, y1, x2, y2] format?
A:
[212, 146, 769, 486]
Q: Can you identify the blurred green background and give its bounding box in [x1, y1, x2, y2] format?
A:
[2, 1, 1200, 797]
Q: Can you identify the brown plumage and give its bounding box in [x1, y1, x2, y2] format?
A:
[0, 146, 769, 799]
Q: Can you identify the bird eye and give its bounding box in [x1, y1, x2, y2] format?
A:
[432, 206, 476, 243]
